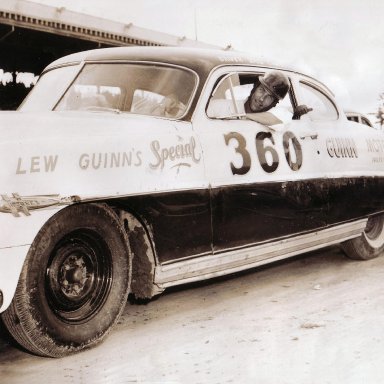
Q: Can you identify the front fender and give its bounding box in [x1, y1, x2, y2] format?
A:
[0, 205, 65, 312]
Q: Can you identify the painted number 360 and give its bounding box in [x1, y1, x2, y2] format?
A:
[224, 131, 303, 175]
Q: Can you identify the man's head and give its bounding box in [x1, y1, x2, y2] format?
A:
[247, 71, 290, 113]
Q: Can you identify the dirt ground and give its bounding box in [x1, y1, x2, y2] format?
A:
[1, 245, 384, 384]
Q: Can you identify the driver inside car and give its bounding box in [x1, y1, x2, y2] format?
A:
[207, 70, 290, 119]
[244, 70, 290, 113]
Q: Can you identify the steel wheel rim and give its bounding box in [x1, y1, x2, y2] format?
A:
[364, 215, 384, 248]
[45, 229, 113, 324]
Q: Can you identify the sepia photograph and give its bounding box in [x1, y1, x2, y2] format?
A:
[0, 0, 384, 382]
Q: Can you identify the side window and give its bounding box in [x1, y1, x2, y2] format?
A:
[298, 81, 338, 121]
[271, 86, 294, 122]
[347, 115, 359, 123]
[206, 72, 294, 124]
[361, 117, 373, 127]
[206, 73, 247, 118]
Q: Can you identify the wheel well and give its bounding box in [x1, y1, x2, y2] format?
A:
[117, 209, 164, 300]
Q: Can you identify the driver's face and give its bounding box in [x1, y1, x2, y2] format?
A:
[249, 85, 277, 112]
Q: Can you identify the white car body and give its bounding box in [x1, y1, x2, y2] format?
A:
[1, 47, 384, 356]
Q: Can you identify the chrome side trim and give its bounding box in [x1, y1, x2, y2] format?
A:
[154, 219, 367, 288]
[0, 194, 75, 217]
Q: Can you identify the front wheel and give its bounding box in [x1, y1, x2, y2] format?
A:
[1, 203, 131, 357]
[342, 214, 384, 260]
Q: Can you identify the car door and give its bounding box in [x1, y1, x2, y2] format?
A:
[193, 67, 329, 254]
[293, 77, 384, 225]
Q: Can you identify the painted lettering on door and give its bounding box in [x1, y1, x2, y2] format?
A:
[16, 155, 58, 174]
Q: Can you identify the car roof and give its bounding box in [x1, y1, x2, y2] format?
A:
[45, 47, 334, 96]
[345, 110, 365, 116]
[46, 47, 275, 73]
[54, 47, 319, 81]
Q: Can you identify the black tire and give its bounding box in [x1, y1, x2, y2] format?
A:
[1, 203, 131, 357]
[342, 215, 384, 260]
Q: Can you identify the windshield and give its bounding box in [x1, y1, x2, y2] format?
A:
[21, 62, 198, 119]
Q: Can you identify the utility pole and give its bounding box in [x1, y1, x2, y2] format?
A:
[194, 8, 198, 41]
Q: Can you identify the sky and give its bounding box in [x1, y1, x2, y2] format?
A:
[26, 0, 384, 120]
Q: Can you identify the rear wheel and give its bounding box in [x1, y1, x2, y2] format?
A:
[1, 203, 131, 357]
[342, 214, 384, 260]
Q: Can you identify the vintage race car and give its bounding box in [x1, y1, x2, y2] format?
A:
[345, 110, 375, 128]
[1, 47, 384, 357]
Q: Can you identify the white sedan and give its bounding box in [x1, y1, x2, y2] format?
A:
[0, 47, 383, 357]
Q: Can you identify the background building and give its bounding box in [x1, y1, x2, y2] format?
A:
[0, 0, 221, 109]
